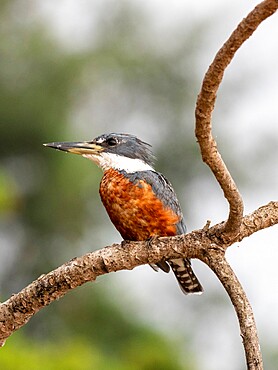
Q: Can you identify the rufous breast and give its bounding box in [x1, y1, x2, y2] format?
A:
[99, 168, 180, 241]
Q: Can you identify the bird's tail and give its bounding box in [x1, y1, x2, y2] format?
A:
[168, 258, 203, 295]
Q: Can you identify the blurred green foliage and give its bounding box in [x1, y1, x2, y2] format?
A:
[0, 167, 19, 213]
[0, 1, 203, 368]
[0, 331, 189, 370]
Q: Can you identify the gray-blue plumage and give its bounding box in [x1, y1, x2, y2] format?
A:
[93, 133, 155, 166]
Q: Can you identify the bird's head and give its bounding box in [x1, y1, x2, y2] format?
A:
[44, 133, 155, 173]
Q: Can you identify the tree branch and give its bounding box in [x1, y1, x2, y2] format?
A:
[202, 251, 263, 370]
[0, 201, 277, 348]
[195, 1, 278, 368]
[195, 0, 278, 241]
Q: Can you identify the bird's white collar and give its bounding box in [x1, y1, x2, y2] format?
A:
[83, 152, 154, 173]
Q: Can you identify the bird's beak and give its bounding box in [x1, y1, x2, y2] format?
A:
[43, 141, 104, 155]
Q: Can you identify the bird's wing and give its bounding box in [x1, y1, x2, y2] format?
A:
[126, 170, 187, 235]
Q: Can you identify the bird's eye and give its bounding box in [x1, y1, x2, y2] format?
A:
[106, 137, 118, 146]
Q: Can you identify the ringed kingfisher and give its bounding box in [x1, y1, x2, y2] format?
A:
[45, 133, 203, 295]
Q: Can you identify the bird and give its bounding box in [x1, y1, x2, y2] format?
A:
[44, 133, 203, 295]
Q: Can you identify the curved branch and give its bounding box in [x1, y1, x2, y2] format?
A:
[0, 201, 277, 347]
[195, 0, 278, 240]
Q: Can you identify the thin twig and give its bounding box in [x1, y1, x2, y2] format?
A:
[195, 0, 278, 241]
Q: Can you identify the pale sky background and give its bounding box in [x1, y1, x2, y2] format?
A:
[24, 1, 278, 369]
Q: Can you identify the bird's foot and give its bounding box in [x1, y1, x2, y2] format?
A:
[146, 235, 160, 249]
[121, 239, 131, 248]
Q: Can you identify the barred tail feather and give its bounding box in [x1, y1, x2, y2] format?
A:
[169, 258, 203, 295]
